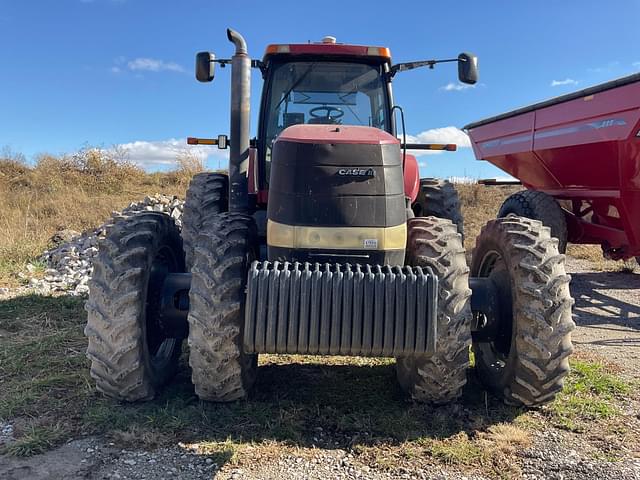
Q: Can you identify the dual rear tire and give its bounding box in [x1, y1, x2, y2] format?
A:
[499, 190, 568, 254]
[401, 181, 574, 406]
[186, 212, 258, 401]
[471, 217, 575, 406]
[412, 178, 464, 237]
[182, 172, 228, 269]
[85, 173, 255, 403]
[396, 217, 472, 403]
[85, 213, 185, 401]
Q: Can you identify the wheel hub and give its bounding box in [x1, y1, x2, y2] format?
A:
[470, 250, 514, 363]
[145, 248, 190, 365]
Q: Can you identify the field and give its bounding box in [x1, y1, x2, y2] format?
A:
[0, 151, 638, 479]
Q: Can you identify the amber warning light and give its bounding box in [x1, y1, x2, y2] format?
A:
[187, 135, 228, 149]
[403, 143, 457, 151]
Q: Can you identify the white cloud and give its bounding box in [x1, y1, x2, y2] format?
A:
[440, 82, 476, 92]
[118, 128, 470, 170]
[110, 66, 121, 74]
[115, 138, 228, 170]
[588, 61, 620, 74]
[633, 62, 640, 68]
[127, 58, 185, 73]
[550, 78, 578, 87]
[414, 126, 471, 147]
[400, 126, 471, 157]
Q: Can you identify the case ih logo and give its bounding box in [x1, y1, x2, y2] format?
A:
[337, 168, 375, 177]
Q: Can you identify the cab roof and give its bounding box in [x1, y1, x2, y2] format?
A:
[263, 40, 392, 63]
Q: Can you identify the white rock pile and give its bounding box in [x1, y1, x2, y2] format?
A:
[24, 194, 184, 296]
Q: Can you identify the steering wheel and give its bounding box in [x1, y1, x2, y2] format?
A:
[309, 106, 344, 121]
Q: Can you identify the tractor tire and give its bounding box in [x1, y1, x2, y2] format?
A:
[187, 212, 258, 402]
[471, 217, 575, 406]
[182, 172, 228, 269]
[498, 190, 568, 253]
[85, 212, 185, 401]
[412, 178, 464, 237]
[396, 216, 473, 403]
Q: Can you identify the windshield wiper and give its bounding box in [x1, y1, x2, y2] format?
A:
[340, 91, 364, 125]
[273, 63, 317, 113]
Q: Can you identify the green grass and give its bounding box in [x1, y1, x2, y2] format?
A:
[548, 359, 633, 432]
[4, 424, 68, 457]
[0, 292, 637, 477]
[0, 295, 90, 422]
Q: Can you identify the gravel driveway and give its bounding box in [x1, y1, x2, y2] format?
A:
[566, 257, 640, 379]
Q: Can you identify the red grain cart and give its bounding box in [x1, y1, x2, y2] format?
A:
[465, 73, 640, 261]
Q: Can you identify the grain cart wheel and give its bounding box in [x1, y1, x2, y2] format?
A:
[396, 217, 473, 403]
[412, 178, 464, 237]
[85, 213, 185, 401]
[187, 212, 258, 402]
[498, 190, 568, 253]
[470, 217, 575, 406]
[182, 172, 229, 269]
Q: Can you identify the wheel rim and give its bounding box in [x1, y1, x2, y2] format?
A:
[146, 245, 180, 371]
[473, 249, 514, 375]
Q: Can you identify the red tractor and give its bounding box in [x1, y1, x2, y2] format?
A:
[85, 30, 574, 407]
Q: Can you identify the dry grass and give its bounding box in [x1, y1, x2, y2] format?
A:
[456, 183, 520, 250]
[175, 148, 206, 178]
[0, 148, 189, 287]
[482, 423, 531, 453]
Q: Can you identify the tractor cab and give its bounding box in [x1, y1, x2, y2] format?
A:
[191, 34, 478, 208]
[258, 38, 395, 182]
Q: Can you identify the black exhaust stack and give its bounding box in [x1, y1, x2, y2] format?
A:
[227, 28, 250, 212]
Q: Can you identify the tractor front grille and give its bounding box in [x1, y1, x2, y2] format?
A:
[244, 261, 438, 357]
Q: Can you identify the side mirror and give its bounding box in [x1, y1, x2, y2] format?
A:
[458, 53, 478, 85]
[195, 52, 215, 82]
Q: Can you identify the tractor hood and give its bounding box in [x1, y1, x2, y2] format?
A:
[267, 124, 406, 266]
[276, 124, 399, 147]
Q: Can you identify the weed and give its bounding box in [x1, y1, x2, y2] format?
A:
[425, 432, 485, 466]
[3, 424, 67, 457]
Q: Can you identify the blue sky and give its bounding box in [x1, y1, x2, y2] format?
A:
[1, 0, 639, 178]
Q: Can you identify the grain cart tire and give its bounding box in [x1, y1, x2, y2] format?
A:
[498, 190, 568, 253]
[187, 212, 258, 402]
[412, 178, 464, 237]
[471, 217, 575, 406]
[85, 212, 185, 401]
[182, 172, 229, 269]
[396, 216, 473, 403]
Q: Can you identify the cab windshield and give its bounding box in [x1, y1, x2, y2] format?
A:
[261, 60, 390, 174]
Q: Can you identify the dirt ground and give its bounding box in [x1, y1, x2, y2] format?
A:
[566, 257, 640, 379]
[1, 255, 639, 480]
